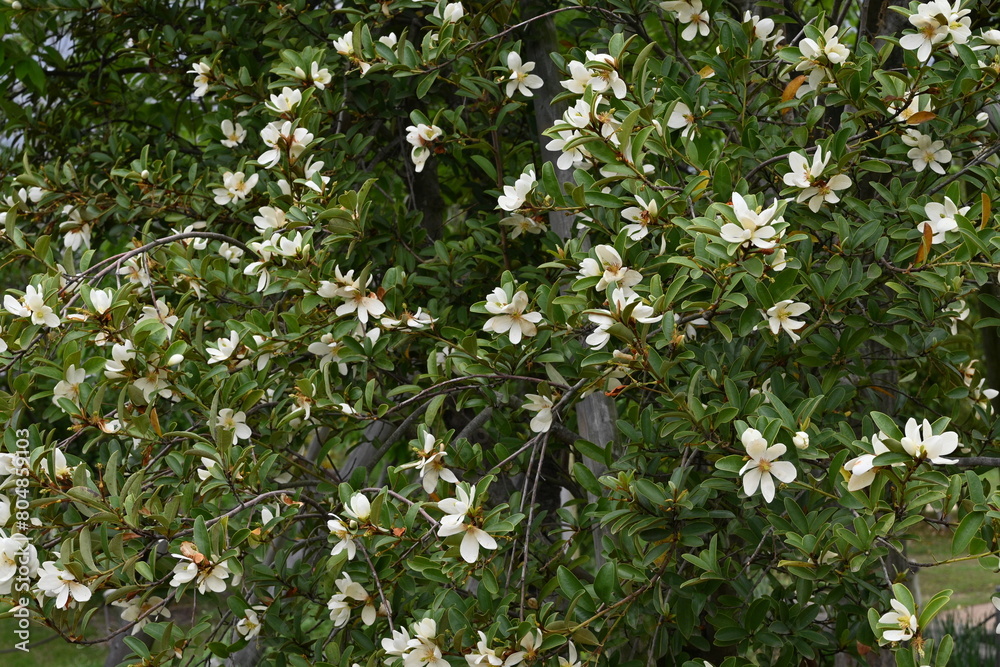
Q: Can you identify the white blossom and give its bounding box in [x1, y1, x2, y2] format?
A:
[762, 300, 810, 342]
[523, 394, 554, 433]
[36, 561, 92, 608]
[738, 428, 797, 503]
[482, 288, 543, 344]
[505, 52, 544, 97]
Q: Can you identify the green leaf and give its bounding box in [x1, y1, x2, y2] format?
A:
[594, 562, 617, 603]
[951, 511, 983, 556]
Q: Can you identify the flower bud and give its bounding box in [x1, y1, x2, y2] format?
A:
[793, 431, 809, 450]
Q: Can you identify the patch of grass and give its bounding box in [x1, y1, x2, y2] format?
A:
[0, 615, 106, 667]
[907, 522, 1000, 610]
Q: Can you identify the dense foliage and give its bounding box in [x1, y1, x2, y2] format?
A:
[2, 1, 1000, 666]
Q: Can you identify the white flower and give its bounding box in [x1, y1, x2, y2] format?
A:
[344, 493, 371, 523]
[792, 431, 810, 450]
[40, 449, 75, 480]
[744, 11, 782, 43]
[557, 642, 581, 667]
[379, 33, 399, 49]
[505, 52, 543, 97]
[719, 192, 780, 249]
[498, 168, 536, 212]
[586, 245, 642, 292]
[112, 596, 171, 635]
[206, 331, 240, 364]
[405, 123, 444, 173]
[466, 631, 516, 667]
[218, 242, 244, 263]
[879, 597, 917, 642]
[901, 4, 952, 61]
[328, 573, 376, 626]
[308, 333, 348, 373]
[259, 121, 314, 168]
[902, 130, 951, 174]
[738, 428, 797, 503]
[213, 171, 259, 205]
[666, 101, 698, 139]
[137, 300, 178, 338]
[336, 288, 386, 325]
[265, 87, 303, 115]
[662, 0, 710, 41]
[188, 62, 211, 97]
[52, 365, 86, 409]
[253, 206, 287, 234]
[917, 196, 969, 244]
[5, 284, 61, 328]
[293, 61, 332, 89]
[621, 196, 658, 240]
[60, 207, 92, 251]
[117, 258, 150, 286]
[218, 408, 252, 442]
[763, 300, 810, 342]
[899, 417, 959, 464]
[482, 288, 544, 344]
[89, 288, 114, 315]
[169, 548, 235, 594]
[523, 394, 554, 433]
[220, 120, 247, 147]
[437, 516, 497, 563]
[433, 1, 464, 23]
[438, 484, 475, 525]
[36, 562, 92, 608]
[783, 148, 851, 212]
[398, 431, 459, 493]
[844, 433, 892, 491]
[236, 606, 267, 640]
[0, 532, 39, 595]
[104, 341, 136, 379]
[327, 517, 357, 560]
[545, 129, 588, 171]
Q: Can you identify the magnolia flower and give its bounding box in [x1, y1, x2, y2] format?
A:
[545, 129, 588, 171]
[667, 101, 698, 139]
[433, 1, 464, 23]
[879, 596, 917, 642]
[406, 122, 444, 173]
[213, 171, 259, 205]
[482, 288, 543, 344]
[466, 631, 521, 667]
[437, 511, 497, 563]
[137, 300, 178, 338]
[336, 288, 386, 325]
[104, 341, 136, 378]
[344, 493, 371, 523]
[220, 120, 246, 147]
[253, 206, 287, 234]
[169, 548, 235, 594]
[720, 192, 780, 249]
[783, 148, 851, 212]
[328, 517, 357, 560]
[918, 196, 969, 244]
[52, 365, 86, 409]
[218, 408, 252, 442]
[505, 52, 543, 97]
[738, 428, 797, 503]
[206, 331, 240, 364]
[901, 4, 953, 61]
[744, 11, 781, 43]
[60, 207, 92, 251]
[557, 642, 582, 667]
[523, 394, 554, 433]
[399, 431, 459, 493]
[112, 596, 171, 635]
[560, 53, 626, 99]
[621, 196, 658, 240]
[118, 257, 150, 287]
[763, 300, 810, 342]
[293, 61, 332, 89]
[265, 87, 303, 115]
[902, 130, 951, 174]
[500, 213, 547, 239]
[662, 0, 710, 41]
[236, 606, 267, 639]
[406, 619, 449, 667]
[844, 433, 892, 491]
[585, 288, 662, 349]
[41, 448, 75, 480]
[89, 288, 114, 315]
[590, 245, 642, 291]
[498, 168, 536, 211]
[0, 532, 39, 594]
[259, 120, 313, 168]
[5, 284, 61, 327]
[379, 33, 399, 48]
[308, 333, 348, 373]
[792, 431, 810, 450]
[188, 62, 211, 97]
[899, 417, 959, 464]
[328, 573, 376, 626]
[37, 562, 92, 608]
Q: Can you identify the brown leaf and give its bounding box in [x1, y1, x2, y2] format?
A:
[906, 111, 937, 125]
[982, 192, 992, 230]
[781, 76, 806, 115]
[915, 222, 934, 265]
